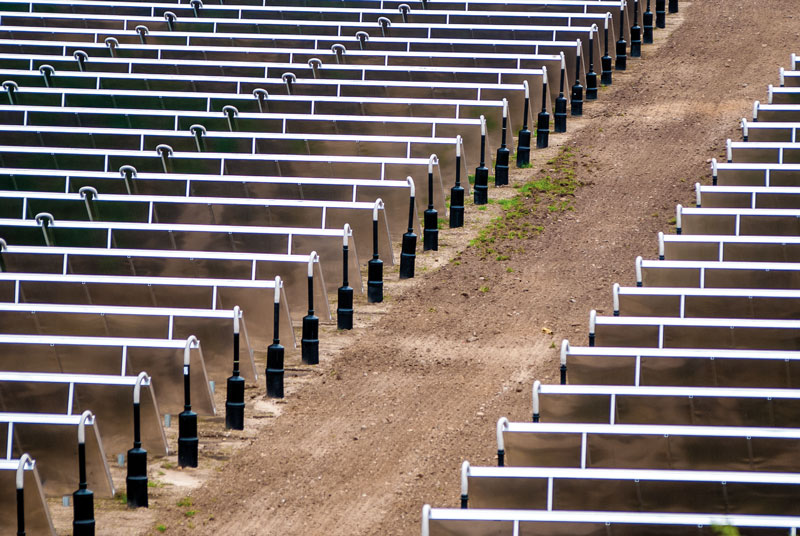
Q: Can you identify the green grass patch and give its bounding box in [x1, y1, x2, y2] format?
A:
[466, 146, 580, 261]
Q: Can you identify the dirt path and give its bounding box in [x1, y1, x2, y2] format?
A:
[84, 1, 798, 534]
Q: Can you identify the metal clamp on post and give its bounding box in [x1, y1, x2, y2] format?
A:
[400, 177, 418, 278]
[39, 64, 55, 88]
[104, 37, 119, 58]
[135, 25, 149, 44]
[266, 277, 285, 398]
[601, 14, 613, 85]
[355, 31, 369, 50]
[35, 212, 55, 247]
[536, 67, 550, 149]
[164, 11, 177, 31]
[16, 454, 33, 536]
[226, 306, 245, 429]
[615, 2, 628, 70]
[2, 80, 17, 104]
[398, 4, 410, 23]
[156, 144, 173, 174]
[73, 51, 88, 73]
[253, 88, 269, 112]
[473, 115, 489, 205]
[0, 238, 7, 273]
[695, 182, 702, 208]
[655, 0, 666, 28]
[631, 0, 642, 57]
[337, 225, 354, 330]
[127, 372, 150, 508]
[178, 336, 199, 468]
[377, 17, 391, 37]
[532, 381, 541, 422]
[643, 0, 654, 43]
[570, 41, 584, 116]
[586, 25, 599, 100]
[119, 165, 137, 194]
[308, 58, 322, 79]
[331, 44, 346, 64]
[495, 99, 510, 185]
[711, 158, 718, 186]
[222, 105, 238, 132]
[450, 137, 465, 227]
[302, 256, 320, 365]
[560, 340, 569, 384]
[517, 81, 532, 166]
[423, 155, 439, 251]
[367, 200, 384, 303]
[554, 53, 568, 133]
[635, 255, 643, 287]
[496, 418, 508, 466]
[190, 124, 207, 152]
[73, 411, 95, 536]
[78, 186, 99, 221]
[460, 461, 470, 508]
[190, 0, 203, 17]
[281, 72, 296, 95]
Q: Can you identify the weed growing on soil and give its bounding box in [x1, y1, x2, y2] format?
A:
[156, 524, 167, 533]
[467, 145, 580, 260]
[176, 497, 192, 508]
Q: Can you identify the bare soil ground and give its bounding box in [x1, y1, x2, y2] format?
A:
[53, 1, 800, 533]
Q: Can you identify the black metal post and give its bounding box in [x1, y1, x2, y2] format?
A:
[302, 259, 320, 365]
[668, 0, 678, 13]
[655, 0, 665, 28]
[450, 139, 465, 227]
[400, 178, 418, 277]
[423, 156, 438, 251]
[367, 202, 384, 303]
[586, 25, 599, 100]
[615, 5, 627, 70]
[494, 100, 509, 185]
[601, 15, 613, 85]
[127, 373, 149, 507]
[536, 67, 550, 149]
[73, 412, 95, 536]
[643, 0, 654, 43]
[631, 0, 642, 57]
[337, 228, 354, 330]
[226, 306, 245, 429]
[570, 41, 584, 116]
[554, 55, 568, 133]
[178, 337, 198, 468]
[266, 278, 285, 398]
[516, 83, 531, 166]
[473, 117, 489, 205]
[16, 454, 31, 536]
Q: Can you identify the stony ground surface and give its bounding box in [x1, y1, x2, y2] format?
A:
[49, 1, 799, 533]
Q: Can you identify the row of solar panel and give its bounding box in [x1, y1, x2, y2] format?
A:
[0, 0, 649, 532]
[423, 54, 800, 534]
